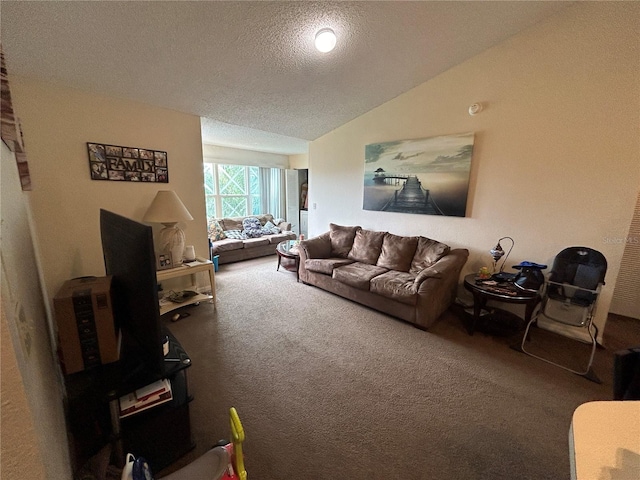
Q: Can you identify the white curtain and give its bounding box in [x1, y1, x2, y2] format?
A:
[259, 168, 285, 218]
[259, 168, 270, 215]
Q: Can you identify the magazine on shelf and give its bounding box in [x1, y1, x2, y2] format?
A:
[119, 378, 173, 418]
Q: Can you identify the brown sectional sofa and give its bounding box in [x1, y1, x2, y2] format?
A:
[298, 223, 469, 330]
[209, 214, 296, 264]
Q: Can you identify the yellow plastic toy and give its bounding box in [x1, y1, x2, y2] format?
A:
[478, 266, 491, 279]
[229, 407, 246, 480]
[122, 407, 247, 480]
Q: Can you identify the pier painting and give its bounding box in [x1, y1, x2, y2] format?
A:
[363, 132, 474, 217]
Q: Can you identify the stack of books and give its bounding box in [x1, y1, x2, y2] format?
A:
[119, 378, 173, 418]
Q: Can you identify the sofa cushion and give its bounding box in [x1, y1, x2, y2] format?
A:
[376, 233, 419, 272]
[243, 237, 270, 249]
[305, 258, 354, 275]
[211, 238, 244, 252]
[410, 237, 451, 274]
[220, 217, 243, 231]
[332, 262, 387, 290]
[225, 229, 247, 240]
[208, 219, 226, 241]
[329, 223, 361, 258]
[370, 271, 419, 306]
[256, 214, 274, 225]
[348, 229, 386, 265]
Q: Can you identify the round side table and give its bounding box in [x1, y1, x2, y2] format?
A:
[276, 240, 301, 281]
[463, 274, 540, 336]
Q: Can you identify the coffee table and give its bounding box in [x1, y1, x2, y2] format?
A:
[463, 273, 540, 336]
[276, 240, 300, 281]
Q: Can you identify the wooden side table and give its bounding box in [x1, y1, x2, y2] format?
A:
[156, 260, 216, 315]
[463, 273, 540, 336]
[276, 240, 300, 281]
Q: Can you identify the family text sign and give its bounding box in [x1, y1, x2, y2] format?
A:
[87, 142, 169, 183]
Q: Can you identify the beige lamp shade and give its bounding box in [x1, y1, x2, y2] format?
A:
[143, 190, 194, 225]
[143, 190, 193, 265]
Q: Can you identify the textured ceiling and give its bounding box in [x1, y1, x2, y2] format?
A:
[1, 1, 572, 155]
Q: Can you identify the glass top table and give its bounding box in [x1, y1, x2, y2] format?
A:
[276, 240, 300, 280]
[463, 273, 540, 336]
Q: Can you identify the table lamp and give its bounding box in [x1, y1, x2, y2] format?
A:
[143, 190, 193, 265]
[490, 236, 515, 281]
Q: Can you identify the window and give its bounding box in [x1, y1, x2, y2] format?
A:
[204, 163, 284, 220]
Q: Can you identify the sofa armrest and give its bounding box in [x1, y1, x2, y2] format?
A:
[413, 265, 443, 285]
[415, 249, 468, 286]
[412, 248, 469, 329]
[299, 232, 332, 260]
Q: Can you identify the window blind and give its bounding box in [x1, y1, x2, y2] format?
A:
[610, 190, 640, 319]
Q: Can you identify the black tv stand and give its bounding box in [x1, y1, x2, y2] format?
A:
[64, 330, 194, 475]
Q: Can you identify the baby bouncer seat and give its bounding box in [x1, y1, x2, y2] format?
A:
[516, 246, 607, 383]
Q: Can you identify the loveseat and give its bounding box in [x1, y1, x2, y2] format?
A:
[209, 214, 296, 264]
[298, 224, 469, 330]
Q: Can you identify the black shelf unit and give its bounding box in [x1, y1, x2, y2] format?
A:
[120, 367, 194, 471]
[64, 328, 194, 476]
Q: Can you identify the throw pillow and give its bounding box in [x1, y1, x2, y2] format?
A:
[257, 214, 274, 225]
[348, 229, 386, 265]
[262, 220, 280, 234]
[220, 218, 243, 231]
[242, 217, 263, 238]
[329, 223, 361, 258]
[225, 229, 247, 240]
[208, 219, 226, 241]
[377, 233, 419, 272]
[410, 237, 450, 274]
[242, 217, 261, 229]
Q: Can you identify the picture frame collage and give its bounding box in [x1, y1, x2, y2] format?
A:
[87, 142, 169, 183]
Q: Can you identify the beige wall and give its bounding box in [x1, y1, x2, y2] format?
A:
[289, 153, 309, 170]
[308, 3, 640, 339]
[5, 78, 207, 477]
[1, 142, 70, 479]
[1, 309, 47, 479]
[11, 77, 208, 303]
[203, 143, 289, 168]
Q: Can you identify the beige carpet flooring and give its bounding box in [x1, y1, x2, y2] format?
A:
[158, 256, 640, 480]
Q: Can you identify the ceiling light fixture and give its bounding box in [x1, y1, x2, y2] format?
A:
[315, 28, 336, 53]
[468, 103, 483, 116]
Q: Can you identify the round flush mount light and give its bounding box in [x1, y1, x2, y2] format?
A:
[468, 103, 483, 116]
[315, 28, 336, 53]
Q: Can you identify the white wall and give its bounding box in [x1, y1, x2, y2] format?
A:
[308, 3, 640, 339]
[11, 78, 208, 304]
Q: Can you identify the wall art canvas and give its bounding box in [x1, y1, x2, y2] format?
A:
[87, 142, 168, 183]
[363, 132, 474, 217]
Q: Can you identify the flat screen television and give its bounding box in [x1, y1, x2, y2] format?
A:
[100, 209, 165, 381]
